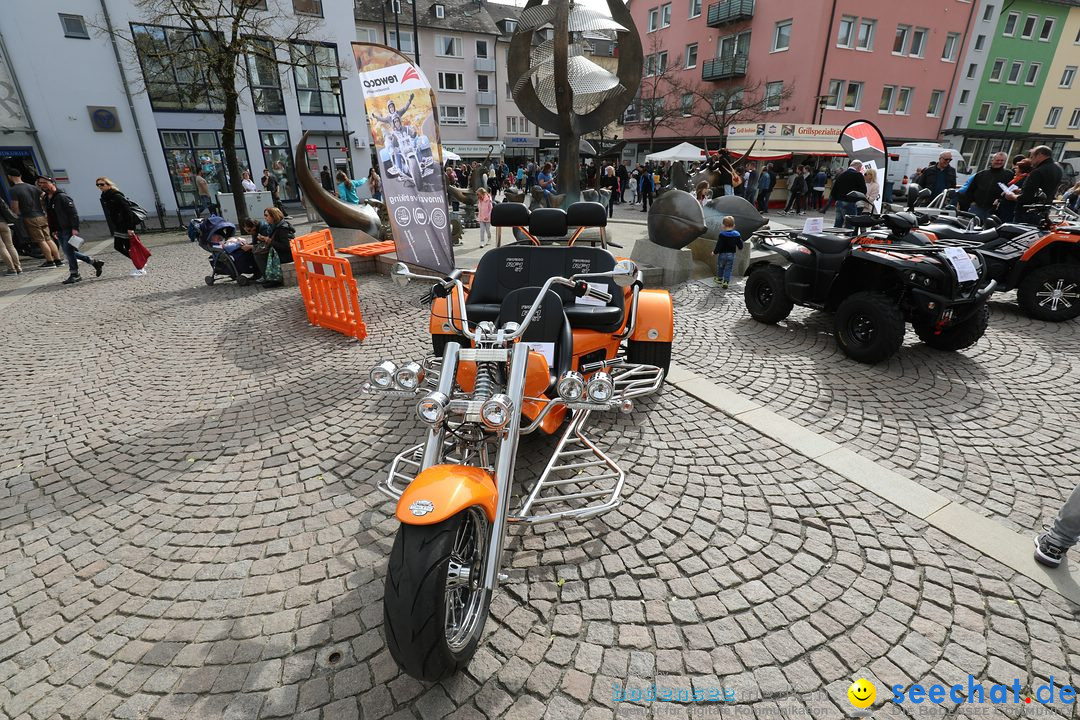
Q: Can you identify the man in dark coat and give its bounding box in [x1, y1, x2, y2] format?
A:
[1010, 145, 1063, 224]
[37, 176, 103, 284]
[964, 152, 1013, 221]
[830, 160, 868, 228]
[915, 152, 958, 199]
[616, 161, 630, 203]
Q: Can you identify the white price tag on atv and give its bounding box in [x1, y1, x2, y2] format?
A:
[575, 282, 608, 306]
[942, 246, 979, 283]
[524, 342, 555, 368]
[802, 217, 824, 235]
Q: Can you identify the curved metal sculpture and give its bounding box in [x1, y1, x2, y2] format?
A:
[294, 131, 382, 238]
[646, 190, 707, 250]
[508, 0, 642, 203]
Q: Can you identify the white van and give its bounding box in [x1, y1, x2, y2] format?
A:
[886, 142, 972, 196]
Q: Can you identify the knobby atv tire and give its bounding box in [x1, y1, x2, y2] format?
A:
[383, 510, 489, 682]
[834, 291, 905, 364]
[627, 339, 672, 374]
[913, 302, 989, 351]
[1016, 264, 1080, 322]
[744, 266, 794, 324]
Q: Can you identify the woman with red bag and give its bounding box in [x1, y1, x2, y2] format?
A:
[98, 177, 150, 276]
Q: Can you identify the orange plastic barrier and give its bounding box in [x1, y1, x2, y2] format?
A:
[290, 230, 367, 341]
[338, 241, 396, 258]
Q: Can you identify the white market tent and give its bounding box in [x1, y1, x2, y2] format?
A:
[443, 149, 461, 162]
[645, 142, 706, 162]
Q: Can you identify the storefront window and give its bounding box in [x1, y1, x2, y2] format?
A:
[261, 131, 299, 201]
[159, 130, 249, 209]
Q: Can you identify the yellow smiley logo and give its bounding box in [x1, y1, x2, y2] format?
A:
[848, 678, 876, 709]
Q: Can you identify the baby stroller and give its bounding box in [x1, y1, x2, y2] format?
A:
[187, 215, 257, 286]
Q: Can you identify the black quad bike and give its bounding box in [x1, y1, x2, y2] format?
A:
[743, 208, 998, 363]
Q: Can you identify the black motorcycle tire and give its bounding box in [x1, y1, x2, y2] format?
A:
[913, 302, 990, 351]
[627, 339, 672, 374]
[384, 507, 490, 682]
[408, 156, 423, 191]
[744, 266, 794, 324]
[834, 291, 905, 364]
[1016, 264, 1080, 322]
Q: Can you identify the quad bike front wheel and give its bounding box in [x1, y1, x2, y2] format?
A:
[744, 266, 794, 324]
[834, 291, 905, 364]
[1016, 264, 1080, 322]
[384, 506, 490, 681]
[913, 302, 989, 351]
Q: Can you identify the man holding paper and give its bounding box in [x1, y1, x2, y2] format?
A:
[1003, 146, 1063, 223]
[964, 152, 1013, 221]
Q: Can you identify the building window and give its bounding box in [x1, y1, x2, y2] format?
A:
[1011, 105, 1026, 124]
[648, 8, 658, 31]
[966, 63, 977, 79]
[1046, 106, 1062, 128]
[989, 58, 1004, 81]
[439, 105, 466, 125]
[983, 4, 995, 22]
[1039, 17, 1055, 41]
[1061, 66, 1077, 88]
[974, 34, 985, 51]
[681, 93, 693, 116]
[908, 27, 927, 57]
[660, 3, 671, 27]
[685, 43, 698, 68]
[837, 16, 856, 48]
[825, 79, 844, 109]
[764, 81, 783, 111]
[159, 129, 250, 209]
[977, 102, 991, 123]
[856, 19, 876, 51]
[387, 30, 415, 53]
[132, 24, 223, 112]
[959, 89, 970, 105]
[246, 39, 285, 114]
[1068, 108, 1080, 130]
[357, 27, 378, 42]
[477, 107, 491, 126]
[689, 0, 701, 18]
[843, 81, 862, 110]
[435, 3, 445, 18]
[1002, 12, 1019, 36]
[1024, 63, 1040, 85]
[942, 32, 960, 61]
[292, 0, 322, 16]
[59, 14, 90, 39]
[893, 24, 910, 54]
[477, 74, 490, 92]
[894, 86, 912, 115]
[438, 72, 464, 91]
[435, 35, 463, 57]
[504, 19, 517, 33]
[1020, 15, 1037, 39]
[772, 20, 792, 51]
[926, 89, 943, 116]
[290, 42, 340, 115]
[260, 131, 298, 201]
[879, 85, 896, 113]
[476, 40, 489, 58]
[1007, 61, 1022, 84]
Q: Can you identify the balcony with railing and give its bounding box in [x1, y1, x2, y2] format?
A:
[706, 0, 754, 27]
[475, 56, 496, 72]
[477, 123, 498, 139]
[701, 54, 748, 81]
[476, 91, 497, 106]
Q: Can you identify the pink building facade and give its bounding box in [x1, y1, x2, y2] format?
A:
[624, 0, 978, 150]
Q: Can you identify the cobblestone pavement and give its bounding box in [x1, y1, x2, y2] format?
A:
[1, 242, 1078, 720]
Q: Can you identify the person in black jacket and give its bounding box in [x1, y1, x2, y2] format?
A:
[254, 206, 294, 286]
[830, 160, 867, 228]
[964, 152, 1013, 221]
[1008, 146, 1063, 223]
[915, 152, 957, 199]
[97, 176, 147, 276]
[38, 176, 103, 284]
[616, 161, 629, 203]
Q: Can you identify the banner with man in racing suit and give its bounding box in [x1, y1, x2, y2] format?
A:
[354, 43, 454, 274]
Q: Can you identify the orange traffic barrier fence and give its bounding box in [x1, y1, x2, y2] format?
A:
[290, 230, 367, 341]
[338, 241, 397, 258]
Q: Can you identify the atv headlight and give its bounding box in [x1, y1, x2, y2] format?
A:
[370, 360, 397, 389]
[394, 362, 423, 391]
[586, 372, 615, 403]
[480, 394, 513, 430]
[556, 371, 585, 401]
[416, 391, 448, 425]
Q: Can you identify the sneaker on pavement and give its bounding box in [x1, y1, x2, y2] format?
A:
[1034, 533, 1065, 568]
[93, 260, 105, 277]
[722, 281, 729, 289]
[129, 268, 143, 277]
[3, 270, 15, 276]
[62, 274, 82, 285]
[40, 260, 55, 268]
[53, 259, 64, 267]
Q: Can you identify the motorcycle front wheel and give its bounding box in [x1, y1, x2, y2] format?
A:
[383, 505, 491, 681]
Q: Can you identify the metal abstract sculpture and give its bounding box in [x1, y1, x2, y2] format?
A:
[508, 0, 642, 203]
[294, 132, 382, 239]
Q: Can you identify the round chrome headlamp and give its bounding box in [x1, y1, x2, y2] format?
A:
[556, 371, 585, 401]
[394, 361, 423, 391]
[586, 372, 615, 403]
[370, 360, 397, 389]
[416, 391, 448, 425]
[480, 394, 513, 430]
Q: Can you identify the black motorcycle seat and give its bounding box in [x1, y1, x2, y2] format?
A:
[466, 245, 625, 332]
[797, 232, 852, 255]
[928, 225, 999, 243]
[497, 287, 572, 385]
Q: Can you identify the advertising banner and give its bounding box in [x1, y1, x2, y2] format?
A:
[353, 43, 454, 274]
[838, 120, 889, 213]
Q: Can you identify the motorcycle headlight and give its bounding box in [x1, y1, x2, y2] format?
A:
[370, 360, 397, 389]
[556, 371, 585, 401]
[586, 372, 615, 403]
[480, 394, 513, 430]
[394, 362, 423, 391]
[416, 391, 448, 425]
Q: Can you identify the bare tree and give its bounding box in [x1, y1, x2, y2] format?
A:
[629, 34, 685, 153]
[95, 0, 323, 221]
[671, 77, 794, 151]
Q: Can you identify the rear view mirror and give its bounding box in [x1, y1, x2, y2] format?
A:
[918, 188, 933, 199]
[612, 259, 637, 288]
[391, 262, 411, 287]
[846, 191, 867, 203]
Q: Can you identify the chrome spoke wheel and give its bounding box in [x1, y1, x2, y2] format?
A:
[444, 507, 488, 652]
[1035, 279, 1079, 311]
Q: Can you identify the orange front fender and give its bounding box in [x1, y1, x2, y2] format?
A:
[630, 289, 674, 343]
[396, 464, 498, 525]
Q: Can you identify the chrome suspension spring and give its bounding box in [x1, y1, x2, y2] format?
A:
[473, 361, 496, 402]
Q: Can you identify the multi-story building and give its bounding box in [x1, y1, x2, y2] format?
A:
[945, 0, 1080, 168]
[486, 2, 540, 163]
[0, 0, 371, 220]
[623, 0, 982, 157]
